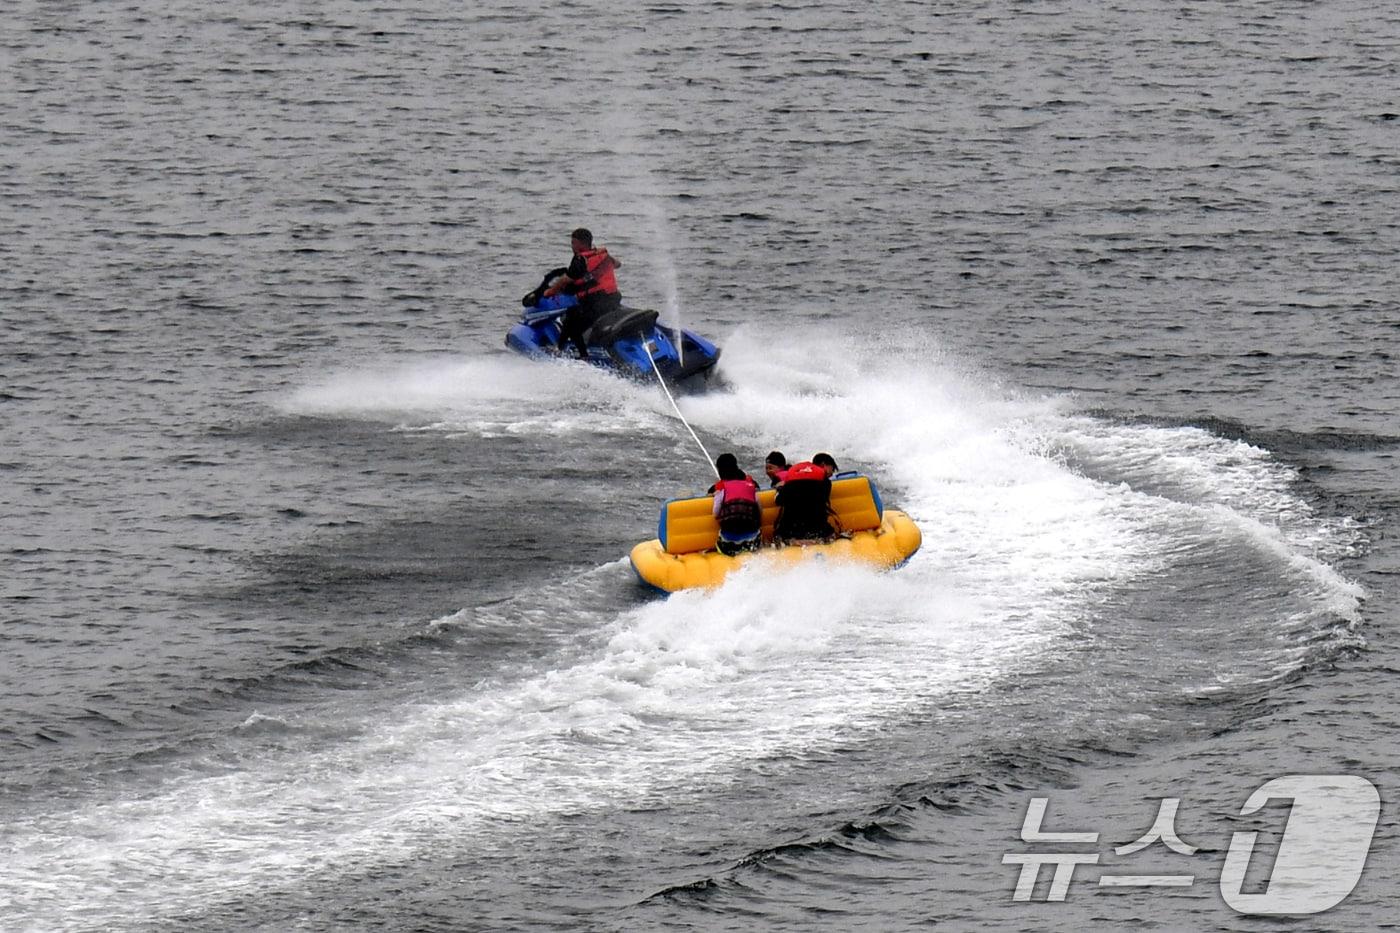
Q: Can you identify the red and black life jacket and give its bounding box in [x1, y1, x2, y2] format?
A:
[774, 464, 835, 541]
[574, 247, 619, 298]
[716, 477, 761, 535]
[781, 461, 826, 483]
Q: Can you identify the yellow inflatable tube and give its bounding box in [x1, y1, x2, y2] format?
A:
[629, 474, 922, 593]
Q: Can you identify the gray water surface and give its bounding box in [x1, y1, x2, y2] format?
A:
[3, 2, 1398, 930]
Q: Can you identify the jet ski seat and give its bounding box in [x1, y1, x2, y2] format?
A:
[585, 307, 660, 346]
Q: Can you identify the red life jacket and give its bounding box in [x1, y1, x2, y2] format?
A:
[774, 464, 835, 541]
[718, 477, 758, 504]
[782, 461, 826, 483]
[574, 247, 619, 298]
[716, 476, 760, 535]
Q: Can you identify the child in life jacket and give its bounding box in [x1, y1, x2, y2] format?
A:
[709, 453, 762, 556]
[763, 450, 788, 488]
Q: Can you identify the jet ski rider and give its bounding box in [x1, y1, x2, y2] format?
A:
[542, 227, 623, 358]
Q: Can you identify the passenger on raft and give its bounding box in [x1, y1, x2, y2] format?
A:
[763, 450, 788, 489]
[774, 452, 840, 545]
[708, 453, 763, 556]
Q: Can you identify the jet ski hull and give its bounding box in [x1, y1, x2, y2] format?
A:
[505, 296, 721, 391]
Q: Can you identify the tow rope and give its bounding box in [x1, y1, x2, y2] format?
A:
[643, 341, 718, 478]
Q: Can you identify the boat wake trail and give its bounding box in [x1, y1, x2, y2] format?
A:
[2, 327, 1362, 930]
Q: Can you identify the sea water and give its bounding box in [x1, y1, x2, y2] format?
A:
[3, 2, 1398, 930]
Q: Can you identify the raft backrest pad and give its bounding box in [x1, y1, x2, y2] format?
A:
[658, 473, 884, 555]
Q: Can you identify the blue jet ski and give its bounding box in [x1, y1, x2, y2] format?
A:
[505, 269, 722, 391]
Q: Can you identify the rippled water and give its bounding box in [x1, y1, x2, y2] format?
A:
[4, 2, 1399, 930]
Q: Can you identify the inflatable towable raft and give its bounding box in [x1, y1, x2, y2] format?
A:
[629, 473, 921, 593]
